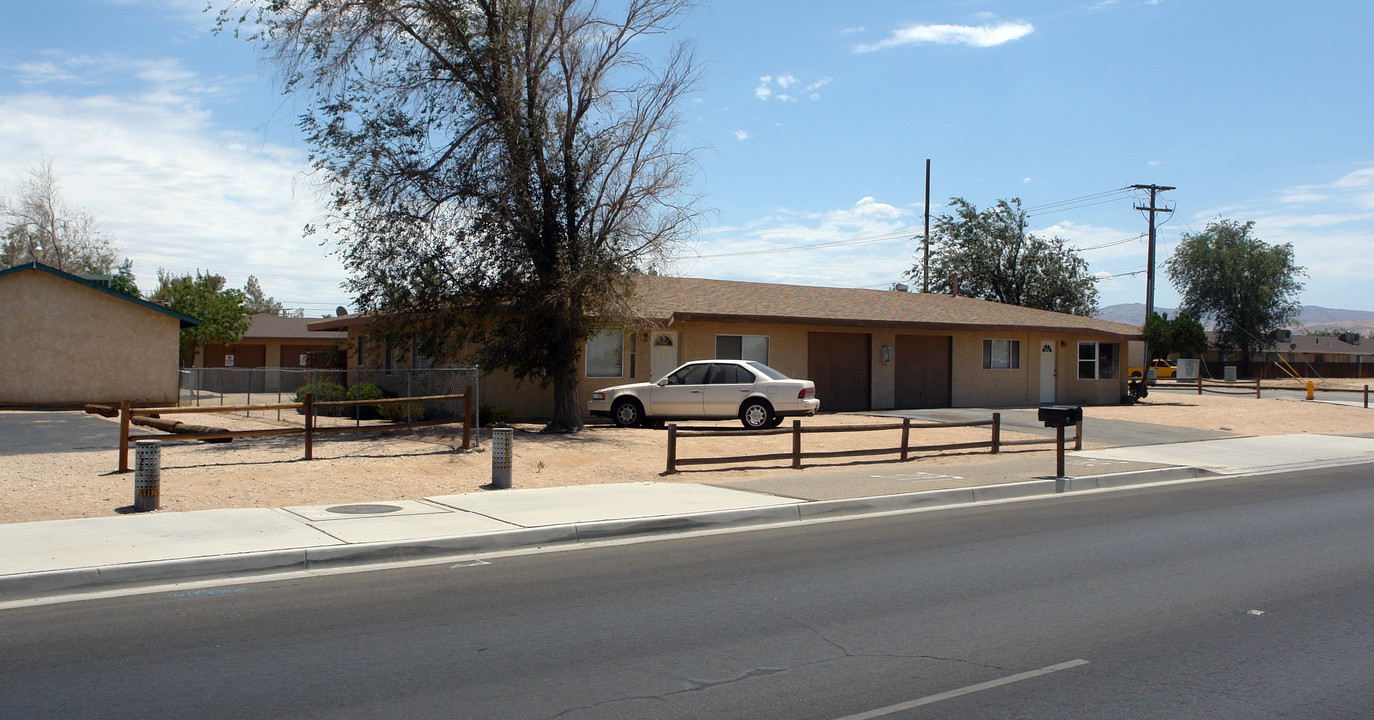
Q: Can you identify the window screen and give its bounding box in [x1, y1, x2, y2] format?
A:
[716, 334, 769, 364]
[585, 330, 623, 378]
[982, 339, 1020, 370]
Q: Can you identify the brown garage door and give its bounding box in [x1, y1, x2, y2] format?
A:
[895, 335, 952, 409]
[807, 332, 871, 412]
[203, 343, 267, 368]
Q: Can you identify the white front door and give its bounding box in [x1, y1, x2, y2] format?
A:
[1039, 340, 1056, 404]
[650, 331, 679, 381]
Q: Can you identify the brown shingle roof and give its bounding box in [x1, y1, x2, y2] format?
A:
[632, 275, 1141, 338]
[245, 313, 348, 339]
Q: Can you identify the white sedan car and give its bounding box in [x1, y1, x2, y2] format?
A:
[589, 359, 819, 429]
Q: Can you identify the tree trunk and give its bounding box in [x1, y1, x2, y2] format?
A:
[544, 363, 585, 433]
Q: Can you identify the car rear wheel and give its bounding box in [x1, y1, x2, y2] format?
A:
[739, 399, 774, 430]
[612, 399, 643, 428]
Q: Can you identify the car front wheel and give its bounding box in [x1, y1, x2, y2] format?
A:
[612, 399, 643, 428]
[739, 399, 774, 429]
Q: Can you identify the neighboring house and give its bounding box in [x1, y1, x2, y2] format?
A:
[0, 262, 200, 406]
[309, 275, 1140, 418]
[197, 313, 348, 370]
[1200, 331, 1371, 379]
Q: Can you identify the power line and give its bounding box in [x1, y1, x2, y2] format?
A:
[1076, 234, 1145, 253]
[690, 229, 916, 259]
[1027, 185, 1132, 211]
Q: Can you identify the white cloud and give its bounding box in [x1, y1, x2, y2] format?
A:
[0, 59, 348, 309]
[755, 74, 829, 103]
[733, 129, 750, 141]
[853, 21, 1034, 52]
[675, 198, 918, 288]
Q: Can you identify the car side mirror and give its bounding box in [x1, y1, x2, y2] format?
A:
[657, 378, 670, 387]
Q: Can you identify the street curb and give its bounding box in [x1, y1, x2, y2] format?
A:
[0, 465, 1215, 601]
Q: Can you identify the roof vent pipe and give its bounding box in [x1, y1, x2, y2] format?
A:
[949, 271, 960, 298]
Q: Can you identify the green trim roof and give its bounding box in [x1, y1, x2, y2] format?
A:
[0, 262, 202, 328]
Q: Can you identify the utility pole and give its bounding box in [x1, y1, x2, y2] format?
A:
[1131, 183, 1175, 377]
[922, 159, 931, 293]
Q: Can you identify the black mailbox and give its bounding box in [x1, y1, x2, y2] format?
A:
[1038, 405, 1082, 428]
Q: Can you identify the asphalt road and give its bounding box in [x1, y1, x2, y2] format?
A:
[2, 466, 1372, 719]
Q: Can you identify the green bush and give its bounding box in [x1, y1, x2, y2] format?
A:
[294, 381, 348, 415]
[377, 401, 427, 423]
[478, 403, 513, 426]
[293, 382, 387, 417]
[345, 383, 384, 419]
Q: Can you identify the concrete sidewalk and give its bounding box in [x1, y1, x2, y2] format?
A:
[3, 434, 1371, 602]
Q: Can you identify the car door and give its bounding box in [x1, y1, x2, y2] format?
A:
[701, 362, 756, 417]
[649, 362, 709, 416]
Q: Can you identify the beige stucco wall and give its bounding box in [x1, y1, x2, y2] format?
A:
[0, 269, 183, 405]
[335, 319, 1129, 420]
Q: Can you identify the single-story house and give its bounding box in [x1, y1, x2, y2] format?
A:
[0, 262, 200, 406]
[1199, 331, 1371, 379]
[309, 275, 1140, 418]
[197, 313, 348, 370]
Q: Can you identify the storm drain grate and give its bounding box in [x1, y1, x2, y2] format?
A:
[325, 504, 405, 515]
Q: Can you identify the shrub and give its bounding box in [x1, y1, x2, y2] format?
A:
[294, 381, 347, 415]
[345, 383, 384, 419]
[378, 401, 427, 423]
[478, 402, 513, 426]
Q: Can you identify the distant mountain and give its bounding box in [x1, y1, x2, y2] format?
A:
[1096, 304, 1374, 335]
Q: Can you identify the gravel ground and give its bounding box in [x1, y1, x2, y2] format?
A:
[4, 391, 1373, 524]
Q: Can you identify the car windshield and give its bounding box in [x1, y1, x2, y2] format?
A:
[746, 361, 788, 380]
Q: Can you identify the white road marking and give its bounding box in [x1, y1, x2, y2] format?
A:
[832, 659, 1090, 719]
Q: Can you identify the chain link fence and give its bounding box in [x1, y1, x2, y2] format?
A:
[178, 366, 482, 432]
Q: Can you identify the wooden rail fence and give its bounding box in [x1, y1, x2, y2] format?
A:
[664, 414, 1084, 474]
[117, 388, 473, 472]
[1193, 377, 1262, 398]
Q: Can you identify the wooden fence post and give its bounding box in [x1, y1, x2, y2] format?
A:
[792, 420, 802, 469]
[118, 400, 131, 473]
[462, 385, 473, 450]
[1255, 380, 1261, 399]
[1074, 420, 1083, 451]
[900, 418, 910, 461]
[1366, 385, 1369, 409]
[1197, 376, 1203, 395]
[991, 412, 1001, 454]
[303, 393, 314, 461]
[665, 423, 677, 474]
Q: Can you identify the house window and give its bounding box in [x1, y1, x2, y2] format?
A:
[586, 330, 623, 378]
[716, 334, 769, 364]
[1078, 341, 1120, 380]
[982, 339, 1021, 370]
[357, 336, 367, 366]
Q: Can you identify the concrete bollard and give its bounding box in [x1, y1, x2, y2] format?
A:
[491, 426, 513, 489]
[134, 439, 162, 511]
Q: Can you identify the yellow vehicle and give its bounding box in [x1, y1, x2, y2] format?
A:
[1128, 359, 1177, 379]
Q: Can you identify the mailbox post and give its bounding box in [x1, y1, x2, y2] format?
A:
[1038, 405, 1083, 483]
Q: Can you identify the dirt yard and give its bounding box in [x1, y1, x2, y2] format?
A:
[4, 390, 1373, 524]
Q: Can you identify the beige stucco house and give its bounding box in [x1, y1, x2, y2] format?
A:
[309, 275, 1140, 419]
[196, 313, 347, 370]
[0, 262, 200, 406]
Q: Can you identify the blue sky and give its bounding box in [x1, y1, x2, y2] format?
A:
[2, 1, 1371, 317]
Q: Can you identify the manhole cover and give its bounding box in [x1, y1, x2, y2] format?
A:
[325, 504, 404, 515]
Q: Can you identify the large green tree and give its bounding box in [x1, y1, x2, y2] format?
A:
[910, 197, 1099, 316]
[1165, 219, 1305, 375]
[150, 270, 253, 366]
[1141, 311, 1209, 361]
[221, 0, 703, 432]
